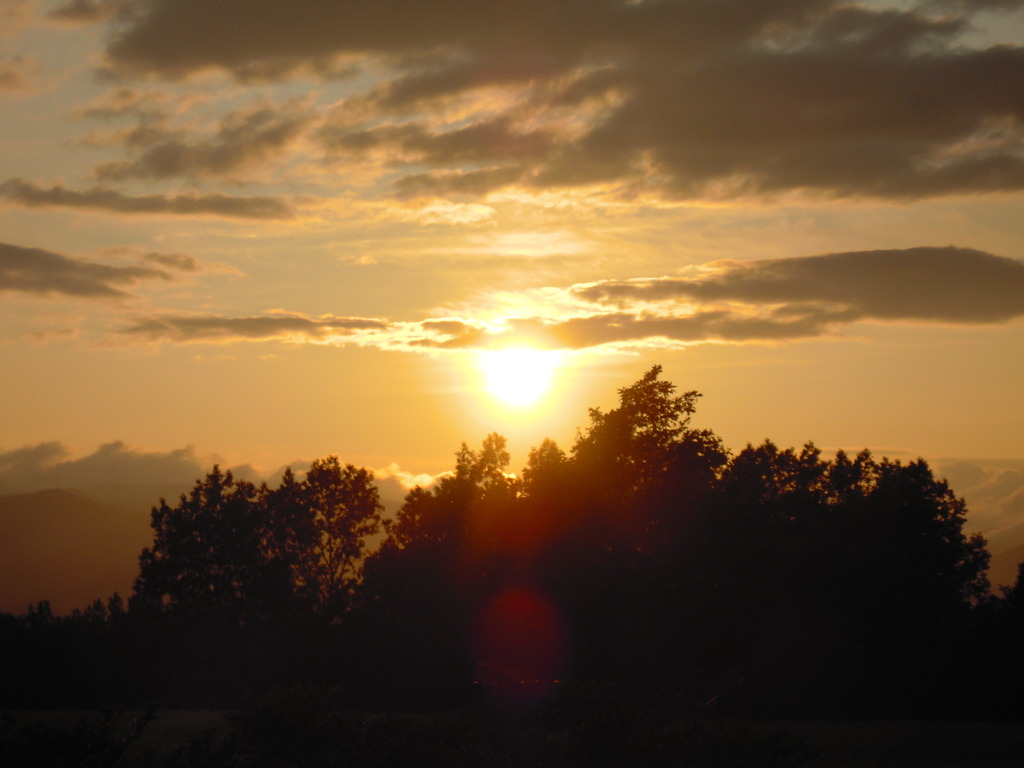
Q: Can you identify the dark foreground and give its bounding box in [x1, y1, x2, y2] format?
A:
[4, 700, 1024, 768]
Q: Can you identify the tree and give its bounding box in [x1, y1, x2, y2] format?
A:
[133, 459, 383, 619]
[521, 438, 567, 499]
[133, 467, 280, 618]
[297, 456, 382, 613]
[355, 434, 521, 706]
[573, 365, 706, 496]
[696, 444, 993, 714]
[567, 365, 727, 560]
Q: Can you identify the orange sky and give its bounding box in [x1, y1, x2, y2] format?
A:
[2, 1, 1023, 533]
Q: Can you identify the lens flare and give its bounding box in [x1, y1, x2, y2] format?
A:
[472, 587, 569, 707]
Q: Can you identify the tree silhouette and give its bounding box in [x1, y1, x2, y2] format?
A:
[133, 459, 382, 620]
[132, 467, 279, 619]
[292, 457, 382, 614]
[3, 365, 1018, 718]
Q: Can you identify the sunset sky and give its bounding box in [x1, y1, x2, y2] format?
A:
[2, 1, 1023, 527]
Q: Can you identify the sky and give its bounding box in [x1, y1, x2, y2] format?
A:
[2, 1, 1024, 541]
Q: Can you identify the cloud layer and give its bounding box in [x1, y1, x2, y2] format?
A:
[111, 246, 1024, 351]
[575, 247, 1024, 324]
[97, 0, 1024, 201]
[397, 246, 1024, 351]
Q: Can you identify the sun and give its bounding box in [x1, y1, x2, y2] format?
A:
[479, 348, 563, 407]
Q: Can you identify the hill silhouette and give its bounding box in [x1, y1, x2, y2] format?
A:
[0, 489, 150, 614]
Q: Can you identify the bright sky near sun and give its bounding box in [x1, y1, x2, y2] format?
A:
[2, 0, 1024, 498]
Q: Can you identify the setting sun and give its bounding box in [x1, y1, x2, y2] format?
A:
[479, 348, 563, 407]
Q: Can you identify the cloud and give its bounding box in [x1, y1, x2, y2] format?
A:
[0, 440, 438, 524]
[576, 247, 1024, 324]
[97, 0, 1024, 201]
[320, 117, 552, 166]
[0, 440, 213, 495]
[47, 0, 126, 24]
[374, 462, 440, 493]
[380, 246, 1024, 352]
[119, 312, 388, 343]
[936, 458, 1024, 553]
[73, 87, 171, 120]
[393, 167, 525, 198]
[94, 99, 314, 180]
[0, 177, 295, 218]
[0, 55, 39, 92]
[108, 246, 1024, 352]
[140, 252, 199, 272]
[0, 1, 32, 37]
[0, 240, 173, 299]
[398, 309, 853, 351]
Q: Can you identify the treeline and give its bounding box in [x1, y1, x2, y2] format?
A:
[3, 367, 1024, 717]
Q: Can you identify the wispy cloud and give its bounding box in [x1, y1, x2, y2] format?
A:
[47, 0, 127, 25]
[140, 252, 199, 272]
[119, 312, 388, 343]
[0, 55, 39, 92]
[0, 177, 294, 219]
[0, 241, 173, 299]
[0, 1, 32, 38]
[0, 178, 295, 218]
[93, 99, 315, 181]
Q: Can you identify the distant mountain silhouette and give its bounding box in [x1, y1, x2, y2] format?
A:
[74, 482, 200, 518]
[0, 489, 151, 614]
[0, 471, 411, 616]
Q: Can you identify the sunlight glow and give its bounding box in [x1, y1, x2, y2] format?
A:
[479, 348, 563, 407]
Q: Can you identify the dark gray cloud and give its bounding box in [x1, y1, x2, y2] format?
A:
[94, 100, 314, 180]
[0, 178, 294, 218]
[0, 241, 172, 299]
[576, 247, 1024, 324]
[103, 0, 826, 79]
[100, 0, 1024, 200]
[120, 312, 388, 343]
